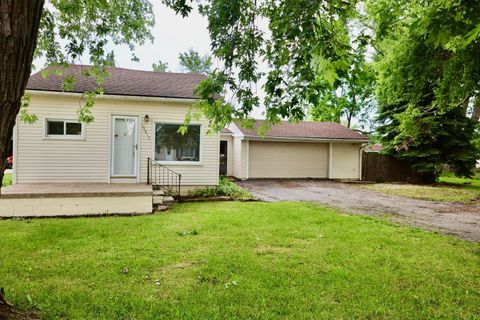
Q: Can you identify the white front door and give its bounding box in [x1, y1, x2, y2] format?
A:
[112, 116, 138, 177]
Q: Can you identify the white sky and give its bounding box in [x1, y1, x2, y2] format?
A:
[115, 2, 212, 73]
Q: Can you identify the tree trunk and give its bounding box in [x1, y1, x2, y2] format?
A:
[0, 0, 44, 194]
[471, 103, 480, 123]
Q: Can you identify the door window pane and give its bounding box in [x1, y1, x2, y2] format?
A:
[113, 118, 136, 176]
[155, 124, 200, 162]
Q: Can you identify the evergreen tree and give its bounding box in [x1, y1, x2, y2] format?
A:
[368, 0, 480, 178]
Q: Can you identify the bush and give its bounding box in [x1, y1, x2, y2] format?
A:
[2, 173, 12, 186]
[188, 177, 253, 199]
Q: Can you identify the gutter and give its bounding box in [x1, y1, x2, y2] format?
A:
[25, 89, 199, 104]
[242, 135, 370, 143]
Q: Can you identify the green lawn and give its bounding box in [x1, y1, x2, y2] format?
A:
[2, 172, 12, 186]
[439, 171, 480, 192]
[0, 202, 479, 319]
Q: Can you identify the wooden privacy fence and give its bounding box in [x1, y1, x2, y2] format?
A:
[362, 152, 428, 183]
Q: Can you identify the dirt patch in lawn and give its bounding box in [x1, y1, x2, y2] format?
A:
[237, 179, 480, 242]
[0, 290, 39, 320]
[255, 244, 294, 255]
[160, 261, 206, 271]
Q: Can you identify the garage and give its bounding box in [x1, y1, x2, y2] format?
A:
[248, 141, 328, 178]
[222, 120, 369, 180]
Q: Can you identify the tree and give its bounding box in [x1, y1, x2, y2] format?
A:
[152, 60, 169, 72]
[367, 0, 480, 179]
[165, 0, 358, 132]
[0, 1, 44, 193]
[0, 0, 154, 191]
[310, 31, 375, 129]
[178, 48, 212, 74]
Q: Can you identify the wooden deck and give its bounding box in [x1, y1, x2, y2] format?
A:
[0, 183, 153, 217]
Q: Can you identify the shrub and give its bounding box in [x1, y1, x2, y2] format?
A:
[188, 177, 253, 199]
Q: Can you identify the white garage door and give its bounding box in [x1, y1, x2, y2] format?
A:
[248, 141, 328, 178]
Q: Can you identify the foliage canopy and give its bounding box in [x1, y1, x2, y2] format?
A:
[178, 48, 212, 74]
[367, 0, 480, 177]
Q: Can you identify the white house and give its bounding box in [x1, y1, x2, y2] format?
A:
[13, 65, 218, 192]
[3, 65, 369, 217]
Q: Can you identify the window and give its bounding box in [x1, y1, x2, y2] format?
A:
[154, 123, 200, 162]
[46, 119, 84, 138]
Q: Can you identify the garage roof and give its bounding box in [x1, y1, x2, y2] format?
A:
[233, 120, 369, 141]
[27, 65, 206, 99]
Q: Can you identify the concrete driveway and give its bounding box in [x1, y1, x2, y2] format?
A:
[237, 179, 480, 242]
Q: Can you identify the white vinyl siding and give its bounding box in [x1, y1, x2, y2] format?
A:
[15, 93, 219, 186]
[330, 143, 361, 179]
[232, 137, 248, 180]
[248, 141, 328, 178]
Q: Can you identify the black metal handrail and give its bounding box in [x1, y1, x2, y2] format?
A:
[147, 157, 182, 198]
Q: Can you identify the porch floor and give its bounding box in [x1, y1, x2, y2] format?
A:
[1, 183, 152, 199]
[0, 183, 154, 217]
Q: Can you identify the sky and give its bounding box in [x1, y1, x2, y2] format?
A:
[114, 2, 212, 73]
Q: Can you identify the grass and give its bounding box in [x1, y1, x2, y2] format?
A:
[360, 183, 480, 202]
[439, 171, 480, 193]
[0, 202, 479, 319]
[2, 172, 12, 186]
[188, 176, 253, 199]
[360, 172, 480, 203]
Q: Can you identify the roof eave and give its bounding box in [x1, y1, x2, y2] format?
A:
[242, 135, 370, 143]
[25, 89, 200, 104]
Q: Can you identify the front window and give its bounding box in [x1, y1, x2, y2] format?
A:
[46, 119, 84, 138]
[154, 123, 200, 162]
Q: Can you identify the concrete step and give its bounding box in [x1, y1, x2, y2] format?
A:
[153, 189, 165, 196]
[154, 205, 169, 212]
[152, 195, 163, 205]
[163, 196, 175, 204]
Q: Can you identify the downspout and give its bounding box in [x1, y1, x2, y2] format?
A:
[328, 142, 333, 179]
[359, 144, 368, 181]
[245, 140, 250, 180]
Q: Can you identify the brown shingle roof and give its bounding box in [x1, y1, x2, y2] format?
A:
[365, 144, 384, 152]
[235, 120, 369, 141]
[26, 65, 206, 99]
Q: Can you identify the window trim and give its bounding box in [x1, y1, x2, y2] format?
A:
[44, 118, 86, 140]
[152, 121, 203, 166]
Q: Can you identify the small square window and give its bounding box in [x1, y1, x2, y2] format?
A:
[47, 121, 64, 135]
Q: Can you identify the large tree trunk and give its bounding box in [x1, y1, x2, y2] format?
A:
[0, 0, 44, 193]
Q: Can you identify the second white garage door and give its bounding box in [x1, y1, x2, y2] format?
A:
[248, 141, 328, 178]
